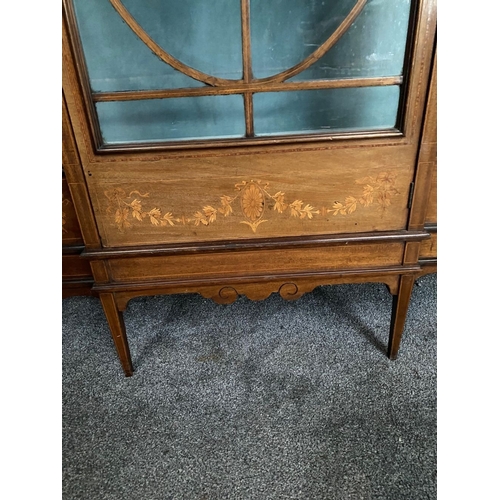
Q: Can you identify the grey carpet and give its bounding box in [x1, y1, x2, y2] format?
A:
[62, 273, 437, 500]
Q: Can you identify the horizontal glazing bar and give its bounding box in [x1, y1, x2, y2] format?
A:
[93, 76, 403, 102]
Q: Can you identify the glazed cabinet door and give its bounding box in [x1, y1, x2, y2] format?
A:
[62, 0, 436, 249]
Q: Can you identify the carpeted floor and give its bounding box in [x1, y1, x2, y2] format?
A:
[62, 273, 436, 500]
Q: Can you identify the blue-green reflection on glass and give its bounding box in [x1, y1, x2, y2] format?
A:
[72, 0, 243, 92]
[97, 96, 246, 144]
[251, 0, 411, 80]
[122, 0, 243, 79]
[253, 86, 400, 136]
[70, 0, 409, 144]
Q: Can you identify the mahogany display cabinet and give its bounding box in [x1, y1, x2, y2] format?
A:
[62, 0, 437, 376]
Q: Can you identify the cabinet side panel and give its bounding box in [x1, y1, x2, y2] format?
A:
[408, 42, 437, 230]
[62, 92, 102, 249]
[425, 164, 437, 224]
[62, 176, 84, 246]
[422, 49, 437, 225]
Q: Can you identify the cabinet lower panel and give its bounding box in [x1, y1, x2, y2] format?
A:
[105, 241, 404, 284]
[85, 146, 416, 247]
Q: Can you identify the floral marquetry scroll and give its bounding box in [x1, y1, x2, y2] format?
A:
[104, 172, 400, 234]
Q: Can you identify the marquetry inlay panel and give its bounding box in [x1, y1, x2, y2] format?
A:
[86, 146, 415, 247]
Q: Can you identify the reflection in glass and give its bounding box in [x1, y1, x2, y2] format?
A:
[253, 87, 400, 136]
[251, 0, 357, 79]
[291, 0, 412, 81]
[97, 96, 246, 144]
[122, 0, 243, 80]
[250, 0, 411, 80]
[72, 0, 204, 91]
[70, 0, 411, 144]
[73, 0, 244, 92]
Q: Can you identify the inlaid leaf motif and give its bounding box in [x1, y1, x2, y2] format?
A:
[289, 200, 303, 218]
[377, 172, 396, 186]
[272, 191, 287, 213]
[384, 185, 400, 198]
[130, 199, 143, 221]
[331, 201, 344, 216]
[344, 196, 357, 214]
[355, 176, 375, 185]
[203, 206, 218, 224]
[193, 211, 209, 226]
[377, 191, 392, 208]
[163, 212, 175, 226]
[360, 185, 374, 206]
[300, 204, 319, 219]
[115, 207, 131, 230]
[148, 208, 162, 226]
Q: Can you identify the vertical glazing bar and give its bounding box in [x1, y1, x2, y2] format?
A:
[241, 0, 252, 82]
[244, 93, 254, 136]
[241, 0, 254, 136]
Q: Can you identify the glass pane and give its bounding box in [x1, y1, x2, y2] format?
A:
[250, 0, 411, 80]
[291, 0, 412, 81]
[253, 87, 400, 136]
[121, 0, 243, 80]
[96, 95, 246, 144]
[72, 0, 243, 92]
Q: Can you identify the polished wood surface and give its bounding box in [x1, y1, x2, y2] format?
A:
[62, 93, 95, 297]
[388, 274, 415, 359]
[419, 52, 437, 228]
[416, 47, 437, 275]
[62, 0, 437, 375]
[106, 271, 408, 312]
[87, 150, 416, 247]
[100, 293, 133, 376]
[106, 242, 405, 283]
[62, 176, 84, 246]
[62, 173, 93, 297]
[419, 230, 437, 259]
